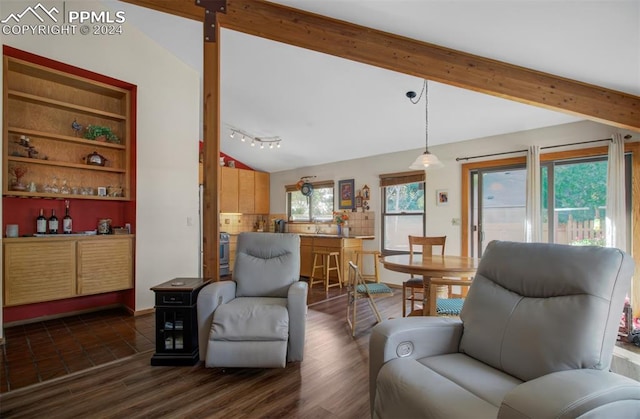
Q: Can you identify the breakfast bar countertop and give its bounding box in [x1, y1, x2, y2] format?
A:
[298, 234, 375, 240]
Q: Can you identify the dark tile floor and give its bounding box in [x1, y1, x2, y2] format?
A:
[0, 308, 155, 393]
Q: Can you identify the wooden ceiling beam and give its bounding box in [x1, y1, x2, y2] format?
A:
[121, 0, 639, 130]
[120, 0, 204, 21]
[216, 0, 638, 131]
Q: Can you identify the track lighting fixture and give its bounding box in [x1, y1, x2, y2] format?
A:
[227, 127, 282, 150]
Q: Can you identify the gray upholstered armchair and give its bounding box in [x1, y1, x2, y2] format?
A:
[197, 232, 307, 368]
[370, 240, 640, 418]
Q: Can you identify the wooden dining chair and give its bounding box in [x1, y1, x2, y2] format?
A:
[402, 236, 446, 317]
[423, 277, 474, 316]
[346, 261, 393, 336]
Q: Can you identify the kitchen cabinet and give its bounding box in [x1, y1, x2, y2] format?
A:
[3, 235, 134, 307]
[300, 236, 314, 277]
[220, 166, 270, 215]
[238, 169, 255, 214]
[254, 171, 270, 214]
[220, 167, 239, 213]
[3, 54, 131, 201]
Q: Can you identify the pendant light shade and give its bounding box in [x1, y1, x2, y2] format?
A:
[408, 80, 442, 170]
[409, 151, 442, 170]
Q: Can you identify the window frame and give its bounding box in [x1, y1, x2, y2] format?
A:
[461, 144, 637, 257]
[286, 180, 335, 222]
[380, 171, 426, 256]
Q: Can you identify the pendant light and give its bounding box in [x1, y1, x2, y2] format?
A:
[408, 80, 443, 170]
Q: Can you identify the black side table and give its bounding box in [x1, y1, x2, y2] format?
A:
[150, 277, 211, 366]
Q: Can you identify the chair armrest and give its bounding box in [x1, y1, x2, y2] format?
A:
[369, 317, 463, 413]
[498, 369, 640, 418]
[196, 281, 236, 361]
[287, 281, 309, 362]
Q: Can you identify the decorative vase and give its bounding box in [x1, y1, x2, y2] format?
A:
[337, 224, 342, 236]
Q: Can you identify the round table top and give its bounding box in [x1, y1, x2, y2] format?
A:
[380, 254, 480, 277]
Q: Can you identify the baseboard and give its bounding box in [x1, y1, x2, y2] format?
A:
[134, 308, 155, 316]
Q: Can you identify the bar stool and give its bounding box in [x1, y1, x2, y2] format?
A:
[310, 250, 342, 291]
[354, 250, 381, 283]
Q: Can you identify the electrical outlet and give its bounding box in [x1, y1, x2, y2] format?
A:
[451, 218, 461, 226]
[225, 219, 230, 224]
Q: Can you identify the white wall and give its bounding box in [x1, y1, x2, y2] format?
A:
[271, 120, 634, 286]
[0, 0, 202, 321]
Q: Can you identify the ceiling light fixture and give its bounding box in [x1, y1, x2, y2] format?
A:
[227, 127, 282, 150]
[407, 80, 442, 170]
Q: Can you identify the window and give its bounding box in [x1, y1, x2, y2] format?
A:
[380, 171, 426, 254]
[286, 181, 334, 222]
[467, 152, 631, 257]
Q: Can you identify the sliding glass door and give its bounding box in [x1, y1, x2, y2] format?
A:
[471, 166, 526, 256]
[470, 155, 630, 257]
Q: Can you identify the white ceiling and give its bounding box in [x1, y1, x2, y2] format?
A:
[115, 0, 640, 173]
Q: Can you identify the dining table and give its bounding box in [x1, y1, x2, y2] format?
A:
[380, 254, 481, 316]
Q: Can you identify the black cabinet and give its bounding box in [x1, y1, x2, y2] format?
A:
[150, 277, 211, 366]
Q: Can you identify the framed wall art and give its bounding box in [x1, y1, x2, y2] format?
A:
[338, 179, 355, 209]
[436, 189, 449, 206]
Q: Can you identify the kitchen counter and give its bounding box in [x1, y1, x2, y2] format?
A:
[225, 232, 374, 240]
[298, 233, 375, 240]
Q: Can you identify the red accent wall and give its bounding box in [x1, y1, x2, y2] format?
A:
[200, 141, 253, 171]
[3, 46, 138, 322]
[220, 152, 254, 170]
[3, 198, 131, 236]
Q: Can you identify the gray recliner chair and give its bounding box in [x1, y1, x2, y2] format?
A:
[197, 232, 307, 368]
[370, 240, 640, 418]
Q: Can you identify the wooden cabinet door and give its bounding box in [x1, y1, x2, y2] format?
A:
[238, 169, 255, 214]
[300, 237, 314, 277]
[254, 171, 270, 214]
[220, 167, 239, 213]
[3, 241, 76, 306]
[77, 237, 133, 295]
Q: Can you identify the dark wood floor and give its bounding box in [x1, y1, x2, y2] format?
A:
[0, 283, 403, 418]
[0, 278, 357, 394]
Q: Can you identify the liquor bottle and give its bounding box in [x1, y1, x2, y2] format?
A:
[63, 201, 72, 234]
[36, 208, 47, 234]
[48, 209, 59, 234]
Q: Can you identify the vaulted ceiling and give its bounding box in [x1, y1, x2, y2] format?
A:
[118, 0, 640, 172]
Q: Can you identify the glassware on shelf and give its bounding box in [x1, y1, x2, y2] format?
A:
[60, 179, 70, 195]
[50, 177, 59, 194]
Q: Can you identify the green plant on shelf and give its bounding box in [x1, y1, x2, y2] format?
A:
[83, 125, 120, 144]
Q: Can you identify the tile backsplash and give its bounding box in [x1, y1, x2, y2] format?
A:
[220, 211, 375, 237]
[283, 211, 375, 237]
